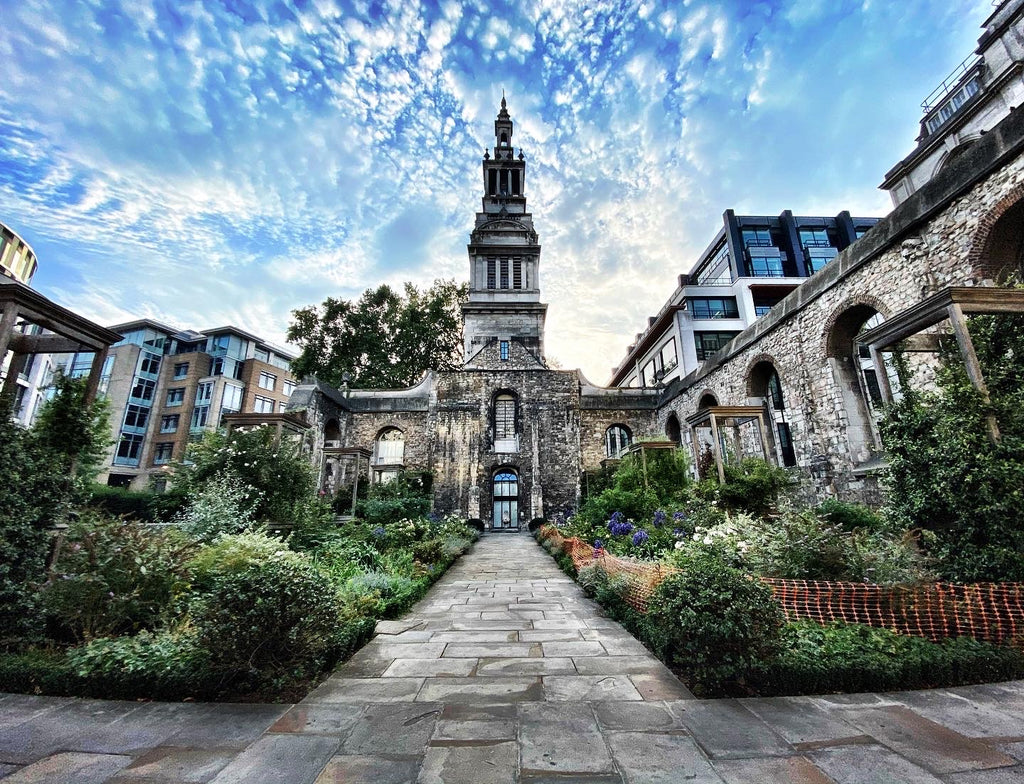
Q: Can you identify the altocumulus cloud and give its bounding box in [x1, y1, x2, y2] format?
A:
[0, 0, 992, 381]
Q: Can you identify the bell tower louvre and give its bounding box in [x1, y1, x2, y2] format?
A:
[461, 94, 548, 369]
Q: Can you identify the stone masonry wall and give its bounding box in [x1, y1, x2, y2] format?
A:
[657, 115, 1024, 504]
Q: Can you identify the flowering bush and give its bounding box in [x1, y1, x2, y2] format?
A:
[41, 512, 195, 643]
[174, 470, 257, 542]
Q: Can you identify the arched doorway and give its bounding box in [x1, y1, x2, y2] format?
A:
[748, 360, 795, 466]
[665, 413, 682, 446]
[493, 469, 519, 529]
[975, 196, 1024, 283]
[826, 305, 892, 464]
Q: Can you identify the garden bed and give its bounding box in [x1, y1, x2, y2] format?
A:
[538, 525, 1024, 698]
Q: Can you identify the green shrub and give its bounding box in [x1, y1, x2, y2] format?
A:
[174, 471, 258, 542]
[814, 498, 886, 533]
[752, 621, 1024, 696]
[881, 314, 1024, 581]
[675, 503, 929, 584]
[716, 458, 791, 516]
[412, 538, 446, 565]
[40, 512, 195, 642]
[191, 552, 342, 680]
[0, 405, 77, 642]
[177, 427, 320, 524]
[188, 531, 291, 589]
[356, 497, 432, 526]
[86, 485, 187, 523]
[646, 551, 786, 696]
[66, 629, 216, 699]
[343, 571, 421, 617]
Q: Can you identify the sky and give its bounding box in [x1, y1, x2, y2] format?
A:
[0, 0, 995, 384]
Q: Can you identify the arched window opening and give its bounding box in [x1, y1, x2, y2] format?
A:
[493, 470, 518, 529]
[605, 424, 632, 458]
[697, 392, 718, 410]
[828, 306, 896, 464]
[500, 132, 509, 146]
[494, 393, 518, 452]
[665, 414, 682, 446]
[374, 427, 405, 465]
[748, 360, 794, 467]
[977, 197, 1024, 284]
[324, 418, 342, 446]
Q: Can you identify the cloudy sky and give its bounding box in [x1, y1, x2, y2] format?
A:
[0, 0, 993, 383]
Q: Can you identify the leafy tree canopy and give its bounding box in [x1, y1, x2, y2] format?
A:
[287, 280, 468, 389]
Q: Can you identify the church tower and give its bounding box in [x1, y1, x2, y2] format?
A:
[461, 96, 548, 368]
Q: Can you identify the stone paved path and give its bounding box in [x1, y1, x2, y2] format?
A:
[2, 534, 1024, 782]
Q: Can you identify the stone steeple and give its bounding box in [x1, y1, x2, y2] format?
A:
[461, 96, 547, 368]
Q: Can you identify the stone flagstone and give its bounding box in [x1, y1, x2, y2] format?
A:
[4, 532, 1024, 783]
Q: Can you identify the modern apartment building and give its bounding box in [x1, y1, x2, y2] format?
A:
[881, 0, 1024, 206]
[0, 222, 38, 284]
[52, 319, 297, 490]
[608, 209, 879, 388]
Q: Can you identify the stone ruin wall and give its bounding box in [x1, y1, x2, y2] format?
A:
[657, 139, 1024, 504]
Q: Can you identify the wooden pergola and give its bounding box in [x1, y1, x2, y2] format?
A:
[0, 278, 123, 406]
[685, 405, 773, 483]
[858, 286, 1024, 445]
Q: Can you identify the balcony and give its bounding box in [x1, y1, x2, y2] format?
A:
[744, 245, 786, 278]
[921, 57, 984, 136]
[803, 244, 838, 274]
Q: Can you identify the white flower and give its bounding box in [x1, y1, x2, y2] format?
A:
[692, 533, 700, 541]
[702, 536, 713, 545]
[674, 541, 684, 550]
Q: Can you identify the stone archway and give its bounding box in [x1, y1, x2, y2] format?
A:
[968, 188, 1024, 284]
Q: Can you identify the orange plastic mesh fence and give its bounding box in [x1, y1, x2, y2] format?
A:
[539, 526, 1024, 645]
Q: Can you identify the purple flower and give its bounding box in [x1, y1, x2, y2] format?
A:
[673, 511, 687, 521]
[609, 521, 634, 536]
[653, 510, 667, 528]
[593, 539, 603, 550]
[609, 511, 625, 526]
[372, 526, 386, 538]
[632, 530, 649, 546]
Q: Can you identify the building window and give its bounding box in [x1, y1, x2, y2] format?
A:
[494, 393, 516, 441]
[688, 297, 739, 319]
[130, 378, 156, 402]
[113, 433, 144, 466]
[500, 258, 510, 289]
[746, 254, 785, 277]
[487, 258, 496, 289]
[659, 338, 678, 372]
[641, 358, 657, 387]
[925, 73, 981, 134]
[754, 304, 773, 317]
[694, 331, 740, 361]
[222, 383, 243, 414]
[173, 362, 189, 379]
[253, 395, 275, 413]
[258, 371, 276, 390]
[742, 227, 774, 247]
[374, 427, 405, 465]
[767, 369, 785, 411]
[605, 424, 632, 458]
[211, 357, 224, 376]
[123, 404, 149, 431]
[191, 405, 210, 429]
[283, 379, 297, 396]
[255, 347, 270, 363]
[166, 387, 185, 406]
[777, 423, 797, 467]
[195, 381, 213, 405]
[500, 341, 510, 361]
[140, 352, 161, 376]
[798, 227, 833, 249]
[153, 442, 174, 465]
[160, 414, 179, 433]
[513, 259, 523, 288]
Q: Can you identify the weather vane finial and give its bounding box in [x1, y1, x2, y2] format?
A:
[501, 89, 506, 109]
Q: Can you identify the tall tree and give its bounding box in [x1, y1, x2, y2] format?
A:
[287, 279, 468, 389]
